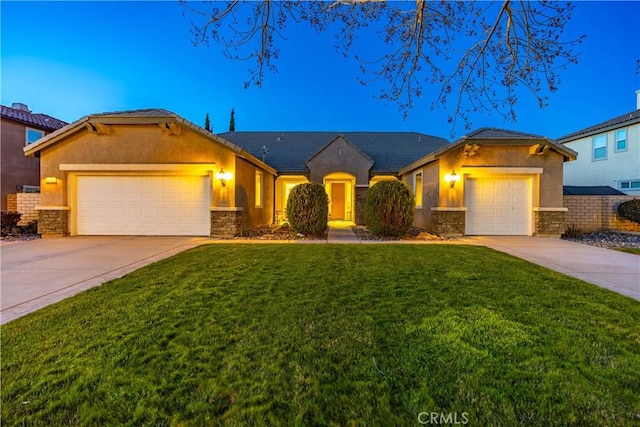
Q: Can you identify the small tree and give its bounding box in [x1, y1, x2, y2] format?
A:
[617, 199, 640, 223]
[229, 108, 235, 132]
[286, 183, 329, 237]
[365, 180, 415, 238]
[204, 112, 211, 131]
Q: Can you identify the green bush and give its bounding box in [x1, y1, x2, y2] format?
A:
[562, 224, 584, 239]
[617, 199, 640, 223]
[286, 183, 329, 236]
[365, 180, 415, 237]
[1, 211, 22, 236]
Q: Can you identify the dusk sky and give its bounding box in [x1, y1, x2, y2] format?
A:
[1, 1, 639, 140]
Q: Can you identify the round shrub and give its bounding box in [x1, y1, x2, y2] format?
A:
[286, 183, 329, 236]
[365, 180, 415, 237]
[617, 199, 640, 223]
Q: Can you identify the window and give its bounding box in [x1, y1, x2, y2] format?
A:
[25, 128, 44, 145]
[414, 171, 423, 208]
[592, 134, 607, 160]
[615, 129, 627, 151]
[620, 180, 640, 190]
[255, 171, 263, 208]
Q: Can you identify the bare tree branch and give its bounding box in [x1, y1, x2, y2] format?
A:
[180, 0, 584, 135]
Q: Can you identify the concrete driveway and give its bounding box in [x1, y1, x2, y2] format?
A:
[1, 236, 209, 324]
[461, 236, 640, 301]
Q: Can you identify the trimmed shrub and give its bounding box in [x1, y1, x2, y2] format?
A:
[1, 211, 22, 236]
[617, 199, 640, 223]
[286, 183, 329, 236]
[365, 180, 415, 237]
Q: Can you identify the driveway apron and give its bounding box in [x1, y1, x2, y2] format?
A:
[1, 236, 208, 324]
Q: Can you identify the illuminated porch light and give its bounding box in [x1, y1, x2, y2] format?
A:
[444, 170, 460, 188]
[215, 168, 233, 187]
[45, 176, 58, 184]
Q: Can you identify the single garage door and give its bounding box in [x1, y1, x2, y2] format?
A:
[465, 177, 531, 235]
[77, 176, 210, 236]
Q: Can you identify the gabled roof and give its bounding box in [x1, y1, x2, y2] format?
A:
[557, 109, 640, 143]
[306, 134, 374, 165]
[220, 131, 450, 174]
[23, 108, 277, 175]
[563, 186, 626, 196]
[399, 127, 577, 175]
[1, 105, 67, 131]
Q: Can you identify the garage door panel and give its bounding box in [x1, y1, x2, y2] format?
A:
[465, 177, 531, 236]
[77, 176, 210, 236]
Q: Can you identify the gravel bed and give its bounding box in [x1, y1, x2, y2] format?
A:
[562, 231, 640, 249]
[227, 225, 327, 240]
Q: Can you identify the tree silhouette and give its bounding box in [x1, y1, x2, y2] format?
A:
[204, 112, 211, 132]
[181, 0, 584, 134]
[229, 108, 236, 132]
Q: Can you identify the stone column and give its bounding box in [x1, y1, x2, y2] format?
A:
[354, 185, 368, 225]
[210, 207, 244, 237]
[37, 206, 70, 237]
[430, 208, 466, 236]
[534, 208, 567, 237]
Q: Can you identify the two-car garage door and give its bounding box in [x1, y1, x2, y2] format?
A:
[76, 176, 210, 236]
[465, 177, 532, 235]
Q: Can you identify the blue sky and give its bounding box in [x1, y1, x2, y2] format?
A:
[1, 1, 638, 140]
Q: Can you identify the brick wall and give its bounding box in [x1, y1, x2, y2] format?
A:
[5, 193, 40, 225]
[564, 195, 640, 232]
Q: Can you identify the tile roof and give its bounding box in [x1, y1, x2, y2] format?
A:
[563, 186, 626, 196]
[88, 108, 176, 118]
[219, 131, 451, 173]
[1, 105, 67, 131]
[462, 127, 546, 140]
[557, 109, 640, 143]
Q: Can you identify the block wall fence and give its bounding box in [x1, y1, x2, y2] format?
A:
[563, 195, 640, 232]
[6, 193, 40, 225]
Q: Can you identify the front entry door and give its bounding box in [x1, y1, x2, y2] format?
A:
[331, 183, 345, 220]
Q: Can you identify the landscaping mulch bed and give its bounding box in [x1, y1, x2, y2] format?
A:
[562, 231, 640, 249]
[229, 225, 328, 240]
[352, 226, 456, 241]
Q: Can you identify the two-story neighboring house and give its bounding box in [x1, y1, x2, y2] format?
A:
[1, 103, 67, 209]
[558, 91, 640, 196]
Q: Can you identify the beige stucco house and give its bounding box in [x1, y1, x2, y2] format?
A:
[398, 128, 577, 236]
[24, 109, 276, 237]
[26, 109, 576, 238]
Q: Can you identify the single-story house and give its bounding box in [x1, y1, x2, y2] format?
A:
[25, 109, 577, 238]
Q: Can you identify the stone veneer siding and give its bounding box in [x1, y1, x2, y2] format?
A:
[355, 186, 368, 226]
[431, 210, 465, 236]
[534, 210, 566, 236]
[210, 210, 243, 237]
[564, 195, 640, 232]
[38, 209, 69, 237]
[6, 193, 41, 225]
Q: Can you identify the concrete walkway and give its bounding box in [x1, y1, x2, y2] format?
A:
[460, 236, 640, 301]
[1, 236, 208, 324]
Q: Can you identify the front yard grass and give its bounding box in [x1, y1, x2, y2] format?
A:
[2, 244, 639, 426]
[615, 247, 640, 255]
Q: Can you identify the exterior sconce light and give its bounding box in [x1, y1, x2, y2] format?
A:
[215, 168, 233, 187]
[45, 176, 58, 184]
[444, 170, 460, 188]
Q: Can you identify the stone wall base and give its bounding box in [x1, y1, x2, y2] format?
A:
[355, 186, 368, 226]
[431, 209, 465, 236]
[38, 209, 69, 237]
[210, 209, 243, 237]
[534, 210, 566, 237]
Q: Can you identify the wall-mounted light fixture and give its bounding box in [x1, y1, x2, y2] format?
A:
[45, 176, 58, 184]
[444, 170, 460, 188]
[215, 168, 233, 187]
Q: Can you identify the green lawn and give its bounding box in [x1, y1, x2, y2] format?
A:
[614, 247, 640, 255]
[2, 244, 639, 426]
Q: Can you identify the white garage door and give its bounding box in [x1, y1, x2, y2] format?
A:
[465, 177, 531, 235]
[77, 176, 210, 236]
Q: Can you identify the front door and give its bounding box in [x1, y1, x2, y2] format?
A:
[331, 183, 345, 220]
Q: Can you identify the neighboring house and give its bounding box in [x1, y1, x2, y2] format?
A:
[26, 109, 576, 238]
[398, 128, 576, 236]
[1, 103, 67, 209]
[558, 92, 640, 196]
